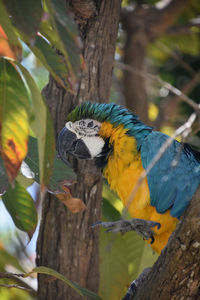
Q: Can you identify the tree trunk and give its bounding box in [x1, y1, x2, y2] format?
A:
[134, 186, 200, 300]
[36, 1, 121, 299]
[121, 0, 190, 124]
[121, 7, 149, 123]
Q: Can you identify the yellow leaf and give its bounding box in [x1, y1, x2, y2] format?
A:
[0, 58, 29, 182]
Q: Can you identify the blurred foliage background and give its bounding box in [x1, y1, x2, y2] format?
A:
[0, 0, 200, 299]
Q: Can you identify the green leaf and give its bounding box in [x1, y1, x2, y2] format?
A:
[103, 184, 124, 214]
[17, 63, 55, 192]
[29, 35, 72, 89]
[24, 136, 76, 193]
[50, 0, 81, 74]
[29, 266, 102, 300]
[3, 0, 42, 41]
[0, 58, 30, 183]
[41, 0, 81, 91]
[2, 181, 38, 234]
[99, 229, 134, 300]
[16, 170, 34, 190]
[102, 198, 121, 221]
[99, 229, 157, 300]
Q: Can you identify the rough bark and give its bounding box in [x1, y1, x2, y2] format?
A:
[36, 1, 121, 299]
[133, 186, 200, 300]
[121, 0, 190, 123]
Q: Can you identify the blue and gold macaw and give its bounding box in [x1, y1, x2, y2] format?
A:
[57, 102, 200, 254]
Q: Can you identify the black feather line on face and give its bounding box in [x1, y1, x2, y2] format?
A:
[95, 138, 113, 169]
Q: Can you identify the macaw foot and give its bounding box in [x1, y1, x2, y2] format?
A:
[92, 218, 160, 243]
[121, 268, 151, 300]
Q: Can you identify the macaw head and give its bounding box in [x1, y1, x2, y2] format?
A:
[57, 102, 152, 168]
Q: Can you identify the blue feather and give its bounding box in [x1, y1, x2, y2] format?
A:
[141, 132, 200, 218]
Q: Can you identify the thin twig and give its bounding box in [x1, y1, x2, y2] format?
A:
[115, 61, 200, 112]
[0, 283, 32, 291]
[0, 272, 25, 279]
[122, 112, 197, 218]
[0, 272, 37, 295]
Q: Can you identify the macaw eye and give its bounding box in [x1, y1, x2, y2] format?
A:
[87, 121, 94, 128]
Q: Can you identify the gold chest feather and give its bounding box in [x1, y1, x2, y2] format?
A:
[100, 122, 150, 216]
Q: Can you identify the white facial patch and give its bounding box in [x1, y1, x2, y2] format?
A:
[81, 136, 105, 158]
[65, 119, 105, 158]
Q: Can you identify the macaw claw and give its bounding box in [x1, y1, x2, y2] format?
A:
[150, 236, 155, 244]
[92, 218, 161, 242]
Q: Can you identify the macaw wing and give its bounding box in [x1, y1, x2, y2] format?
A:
[140, 132, 200, 218]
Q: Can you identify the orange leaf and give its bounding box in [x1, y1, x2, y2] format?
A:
[0, 25, 7, 39]
[56, 185, 86, 213]
[0, 25, 22, 60]
[0, 36, 16, 60]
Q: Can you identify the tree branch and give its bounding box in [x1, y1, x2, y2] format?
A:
[133, 185, 200, 299]
[115, 61, 200, 112]
[120, 0, 190, 122]
[155, 72, 200, 128]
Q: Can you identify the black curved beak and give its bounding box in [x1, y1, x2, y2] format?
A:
[57, 127, 91, 164]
